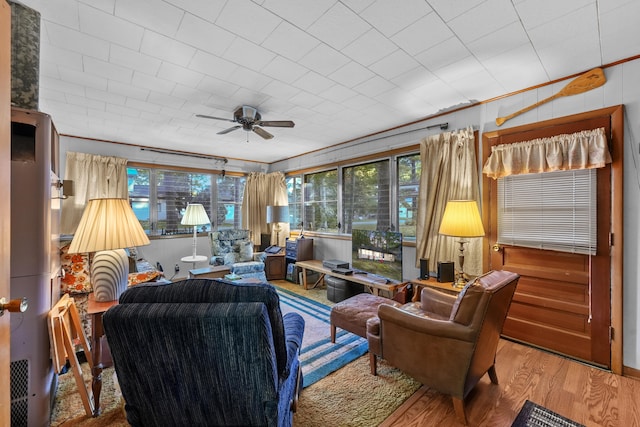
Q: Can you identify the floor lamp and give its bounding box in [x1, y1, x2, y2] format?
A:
[181, 203, 211, 267]
[266, 205, 289, 247]
[438, 200, 485, 288]
[68, 198, 150, 302]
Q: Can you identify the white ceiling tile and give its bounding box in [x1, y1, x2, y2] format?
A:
[527, 4, 598, 50]
[21, 0, 80, 30]
[320, 84, 358, 103]
[175, 13, 235, 56]
[329, 61, 376, 87]
[261, 56, 309, 84]
[307, 3, 371, 50]
[131, 71, 176, 94]
[353, 75, 396, 97]
[219, 68, 269, 94]
[39, 87, 69, 104]
[261, 21, 321, 61]
[466, 21, 530, 62]
[369, 50, 421, 80]
[515, 0, 593, 30]
[85, 87, 127, 105]
[340, 0, 376, 14]
[260, 0, 335, 29]
[78, 3, 144, 50]
[426, 0, 485, 22]
[293, 71, 336, 93]
[360, 0, 432, 37]
[140, 31, 197, 67]
[536, 35, 601, 80]
[126, 98, 164, 114]
[169, 0, 225, 22]
[157, 62, 205, 88]
[58, 66, 109, 90]
[114, 0, 183, 36]
[411, 79, 464, 111]
[260, 80, 302, 100]
[391, 66, 436, 91]
[79, 0, 115, 14]
[188, 51, 237, 80]
[288, 91, 325, 109]
[448, 0, 519, 44]
[448, 70, 504, 102]
[414, 36, 470, 72]
[109, 45, 162, 76]
[195, 76, 241, 99]
[147, 91, 185, 111]
[298, 44, 350, 76]
[222, 38, 276, 71]
[44, 21, 110, 60]
[390, 12, 452, 56]
[40, 44, 83, 71]
[107, 80, 150, 101]
[66, 93, 106, 110]
[483, 44, 548, 92]
[106, 103, 143, 118]
[215, 0, 282, 44]
[83, 56, 133, 83]
[341, 29, 397, 66]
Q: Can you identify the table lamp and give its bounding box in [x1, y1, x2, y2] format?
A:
[266, 205, 289, 247]
[438, 200, 485, 287]
[181, 203, 211, 261]
[68, 198, 150, 302]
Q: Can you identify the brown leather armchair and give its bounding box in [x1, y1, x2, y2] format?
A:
[366, 270, 519, 424]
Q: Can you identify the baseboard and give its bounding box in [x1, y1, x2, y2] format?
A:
[623, 365, 640, 380]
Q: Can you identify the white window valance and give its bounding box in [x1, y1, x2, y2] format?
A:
[483, 127, 611, 179]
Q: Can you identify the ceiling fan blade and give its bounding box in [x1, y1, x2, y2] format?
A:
[253, 126, 274, 140]
[196, 114, 235, 122]
[217, 125, 242, 135]
[257, 120, 295, 128]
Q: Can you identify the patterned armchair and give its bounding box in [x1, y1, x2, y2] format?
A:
[103, 278, 305, 427]
[209, 229, 267, 281]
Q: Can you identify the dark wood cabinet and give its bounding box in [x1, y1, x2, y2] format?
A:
[284, 238, 313, 283]
[265, 253, 286, 280]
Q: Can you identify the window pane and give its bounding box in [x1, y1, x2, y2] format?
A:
[304, 170, 338, 232]
[128, 167, 152, 234]
[397, 154, 420, 239]
[342, 160, 390, 233]
[217, 176, 245, 230]
[287, 175, 303, 230]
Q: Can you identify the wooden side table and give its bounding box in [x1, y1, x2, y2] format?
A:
[409, 277, 461, 302]
[188, 265, 231, 279]
[86, 293, 118, 417]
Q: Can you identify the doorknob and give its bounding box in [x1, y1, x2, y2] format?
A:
[0, 297, 28, 316]
[492, 243, 502, 252]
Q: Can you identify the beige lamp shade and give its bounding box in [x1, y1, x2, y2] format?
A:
[438, 200, 485, 238]
[181, 203, 210, 226]
[68, 198, 149, 302]
[69, 198, 150, 253]
[266, 205, 289, 224]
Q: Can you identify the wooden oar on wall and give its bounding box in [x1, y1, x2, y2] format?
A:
[495, 67, 606, 126]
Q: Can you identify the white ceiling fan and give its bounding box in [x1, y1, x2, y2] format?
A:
[196, 105, 295, 140]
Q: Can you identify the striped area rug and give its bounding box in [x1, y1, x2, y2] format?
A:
[276, 287, 368, 387]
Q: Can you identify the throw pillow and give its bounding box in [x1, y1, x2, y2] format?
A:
[60, 244, 92, 294]
[238, 241, 254, 262]
[127, 270, 160, 287]
[223, 252, 239, 265]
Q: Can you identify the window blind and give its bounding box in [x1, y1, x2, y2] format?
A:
[497, 168, 596, 255]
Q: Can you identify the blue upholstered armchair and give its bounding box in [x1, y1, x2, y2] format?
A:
[103, 279, 305, 427]
[209, 229, 267, 281]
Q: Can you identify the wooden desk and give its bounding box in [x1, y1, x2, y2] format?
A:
[86, 293, 118, 417]
[295, 259, 401, 296]
[409, 277, 461, 301]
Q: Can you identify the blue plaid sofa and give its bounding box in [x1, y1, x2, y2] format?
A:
[103, 278, 305, 427]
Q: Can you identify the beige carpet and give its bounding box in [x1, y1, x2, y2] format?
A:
[50, 281, 420, 426]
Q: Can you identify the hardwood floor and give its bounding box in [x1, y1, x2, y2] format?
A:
[380, 339, 640, 427]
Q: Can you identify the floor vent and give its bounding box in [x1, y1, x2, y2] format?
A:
[10, 359, 29, 427]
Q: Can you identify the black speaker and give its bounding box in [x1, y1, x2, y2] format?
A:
[419, 258, 429, 279]
[437, 261, 455, 283]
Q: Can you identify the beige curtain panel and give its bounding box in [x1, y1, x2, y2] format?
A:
[241, 171, 289, 246]
[483, 127, 611, 179]
[415, 127, 482, 277]
[61, 152, 129, 235]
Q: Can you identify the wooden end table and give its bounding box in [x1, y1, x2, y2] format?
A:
[408, 277, 461, 302]
[188, 264, 231, 279]
[86, 292, 118, 417]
